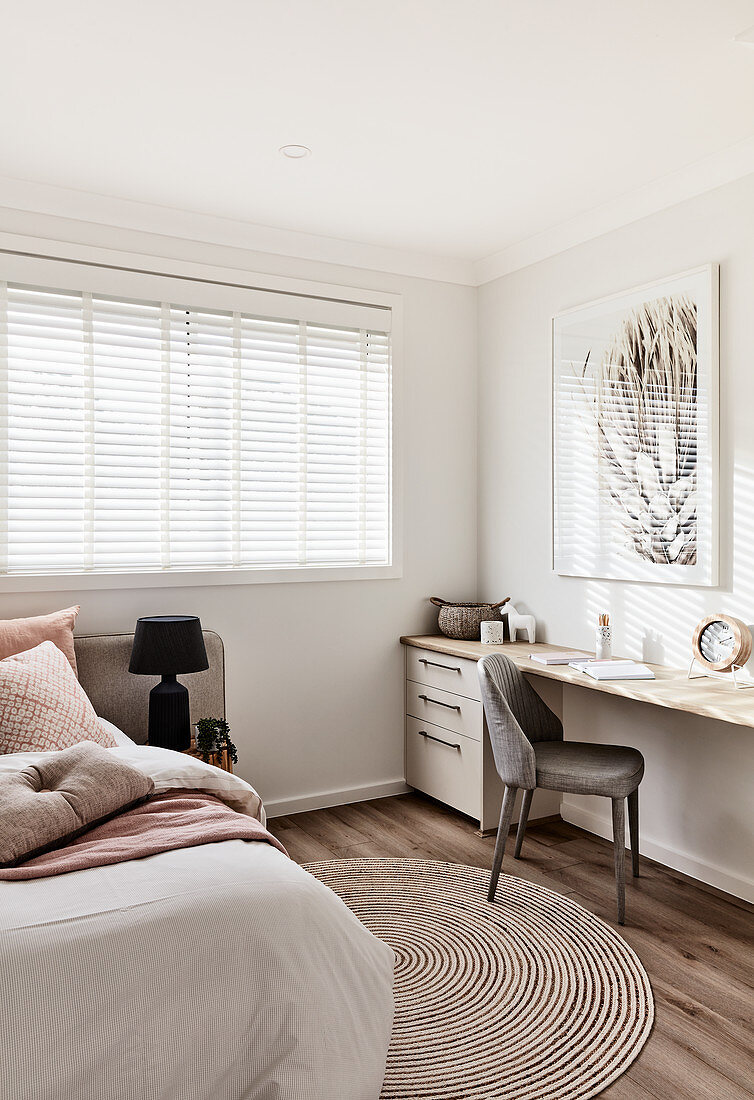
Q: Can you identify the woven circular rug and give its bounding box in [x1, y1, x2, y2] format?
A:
[304, 858, 653, 1100]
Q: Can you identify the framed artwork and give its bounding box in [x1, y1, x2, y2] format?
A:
[552, 265, 719, 586]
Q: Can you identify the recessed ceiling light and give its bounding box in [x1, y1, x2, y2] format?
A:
[279, 144, 312, 159]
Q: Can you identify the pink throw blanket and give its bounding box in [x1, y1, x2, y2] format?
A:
[0, 790, 287, 880]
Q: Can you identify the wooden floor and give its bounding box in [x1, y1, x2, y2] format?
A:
[269, 793, 754, 1100]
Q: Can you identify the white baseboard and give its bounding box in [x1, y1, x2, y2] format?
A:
[561, 801, 754, 904]
[265, 779, 411, 819]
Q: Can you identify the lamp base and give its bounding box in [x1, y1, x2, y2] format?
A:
[148, 675, 191, 750]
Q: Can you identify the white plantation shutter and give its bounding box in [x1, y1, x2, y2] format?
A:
[0, 275, 392, 576]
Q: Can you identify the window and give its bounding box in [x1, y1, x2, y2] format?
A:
[0, 264, 392, 578]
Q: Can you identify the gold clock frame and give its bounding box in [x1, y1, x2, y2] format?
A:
[690, 614, 753, 686]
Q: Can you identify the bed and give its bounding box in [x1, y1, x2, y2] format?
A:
[0, 632, 394, 1100]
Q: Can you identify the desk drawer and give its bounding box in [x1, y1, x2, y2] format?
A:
[406, 680, 483, 741]
[405, 716, 480, 819]
[406, 647, 481, 701]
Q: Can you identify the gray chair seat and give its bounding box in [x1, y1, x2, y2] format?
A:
[534, 741, 644, 799]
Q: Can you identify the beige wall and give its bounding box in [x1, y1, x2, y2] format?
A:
[477, 173, 754, 900]
[0, 207, 478, 816]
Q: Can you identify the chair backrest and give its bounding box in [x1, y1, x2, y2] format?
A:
[477, 653, 563, 789]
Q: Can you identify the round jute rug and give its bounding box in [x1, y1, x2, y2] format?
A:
[304, 858, 653, 1100]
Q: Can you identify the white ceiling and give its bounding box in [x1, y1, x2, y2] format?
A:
[1, 0, 754, 272]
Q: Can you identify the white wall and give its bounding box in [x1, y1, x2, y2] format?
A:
[478, 173, 754, 900]
[0, 207, 478, 816]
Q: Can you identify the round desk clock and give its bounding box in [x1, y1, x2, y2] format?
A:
[691, 614, 752, 676]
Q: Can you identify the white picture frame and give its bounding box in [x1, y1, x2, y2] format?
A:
[552, 264, 719, 586]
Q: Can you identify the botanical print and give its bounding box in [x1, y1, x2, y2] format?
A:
[553, 267, 717, 585]
[593, 294, 697, 565]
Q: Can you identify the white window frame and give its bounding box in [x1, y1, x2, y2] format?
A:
[0, 239, 403, 591]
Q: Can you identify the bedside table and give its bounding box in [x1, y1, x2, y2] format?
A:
[183, 739, 235, 774]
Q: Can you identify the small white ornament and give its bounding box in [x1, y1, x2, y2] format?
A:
[507, 603, 536, 644]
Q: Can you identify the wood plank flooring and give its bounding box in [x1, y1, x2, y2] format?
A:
[268, 793, 754, 1100]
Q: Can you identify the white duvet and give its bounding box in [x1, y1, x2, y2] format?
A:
[0, 745, 394, 1100]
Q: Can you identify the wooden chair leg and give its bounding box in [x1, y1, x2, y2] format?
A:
[514, 788, 534, 859]
[628, 788, 640, 878]
[488, 785, 518, 903]
[612, 796, 626, 925]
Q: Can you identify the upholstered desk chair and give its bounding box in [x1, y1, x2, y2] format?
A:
[477, 653, 644, 924]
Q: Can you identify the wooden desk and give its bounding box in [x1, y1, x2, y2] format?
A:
[401, 634, 754, 731]
[401, 634, 754, 899]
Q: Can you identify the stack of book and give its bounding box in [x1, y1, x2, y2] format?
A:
[568, 659, 655, 680]
[528, 653, 655, 680]
[529, 651, 590, 665]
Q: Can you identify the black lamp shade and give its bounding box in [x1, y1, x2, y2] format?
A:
[129, 615, 209, 676]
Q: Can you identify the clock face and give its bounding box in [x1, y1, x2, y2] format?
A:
[699, 621, 736, 665]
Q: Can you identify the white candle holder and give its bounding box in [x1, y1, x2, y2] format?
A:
[481, 620, 506, 645]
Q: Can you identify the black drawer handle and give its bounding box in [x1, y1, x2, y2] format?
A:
[418, 693, 461, 711]
[418, 730, 461, 750]
[418, 658, 462, 673]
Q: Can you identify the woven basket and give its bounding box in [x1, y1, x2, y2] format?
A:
[430, 596, 510, 641]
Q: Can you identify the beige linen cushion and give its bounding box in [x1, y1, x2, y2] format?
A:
[0, 606, 80, 675]
[0, 741, 155, 866]
[0, 641, 117, 754]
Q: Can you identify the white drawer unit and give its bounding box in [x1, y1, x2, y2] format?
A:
[403, 642, 503, 832]
[405, 680, 483, 741]
[405, 718, 481, 820]
[405, 646, 481, 701]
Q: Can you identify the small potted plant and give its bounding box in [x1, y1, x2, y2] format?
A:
[194, 717, 238, 766]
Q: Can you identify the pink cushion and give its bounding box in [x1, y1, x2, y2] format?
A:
[0, 606, 80, 676]
[0, 741, 154, 867]
[0, 641, 117, 755]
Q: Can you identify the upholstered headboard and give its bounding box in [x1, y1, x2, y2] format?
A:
[74, 630, 225, 744]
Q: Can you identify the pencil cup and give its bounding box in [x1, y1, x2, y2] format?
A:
[595, 626, 612, 660]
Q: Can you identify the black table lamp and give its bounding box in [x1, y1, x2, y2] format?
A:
[129, 615, 209, 751]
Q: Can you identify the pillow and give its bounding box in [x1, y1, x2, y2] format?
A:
[0, 740, 154, 867]
[99, 717, 133, 747]
[0, 641, 117, 755]
[0, 606, 80, 676]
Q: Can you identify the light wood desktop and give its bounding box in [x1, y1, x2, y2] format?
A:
[401, 635, 754, 730]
